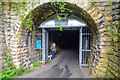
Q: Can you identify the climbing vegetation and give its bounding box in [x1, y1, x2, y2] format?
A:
[1, 51, 34, 80]
[51, 0, 72, 31]
[12, 0, 72, 32]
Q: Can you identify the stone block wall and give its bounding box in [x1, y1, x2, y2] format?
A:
[1, 2, 42, 68]
[105, 2, 120, 78]
[1, 2, 20, 68]
[89, 2, 120, 78]
[0, 2, 14, 71]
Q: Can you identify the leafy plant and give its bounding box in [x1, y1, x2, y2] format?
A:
[1, 65, 34, 80]
[46, 60, 51, 64]
[1, 51, 34, 79]
[33, 61, 41, 67]
[14, 66, 26, 76]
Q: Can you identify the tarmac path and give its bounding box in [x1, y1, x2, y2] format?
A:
[17, 50, 90, 78]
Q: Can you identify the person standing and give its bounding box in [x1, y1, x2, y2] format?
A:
[50, 43, 56, 60]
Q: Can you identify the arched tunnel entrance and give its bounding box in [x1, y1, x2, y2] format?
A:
[36, 13, 92, 67]
[16, 1, 113, 78]
[19, 2, 99, 70]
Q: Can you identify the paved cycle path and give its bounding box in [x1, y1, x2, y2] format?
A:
[17, 50, 90, 78]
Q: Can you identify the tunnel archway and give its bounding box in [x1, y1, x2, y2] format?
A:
[17, 2, 106, 69]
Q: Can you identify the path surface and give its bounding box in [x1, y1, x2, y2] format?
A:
[17, 50, 90, 78]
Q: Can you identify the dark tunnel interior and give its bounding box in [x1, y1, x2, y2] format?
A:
[48, 29, 79, 50]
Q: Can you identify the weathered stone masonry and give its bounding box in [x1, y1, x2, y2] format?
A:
[88, 2, 120, 78]
[105, 2, 120, 78]
[0, 0, 120, 78]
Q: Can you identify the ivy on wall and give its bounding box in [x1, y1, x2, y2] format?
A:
[11, 0, 72, 32]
